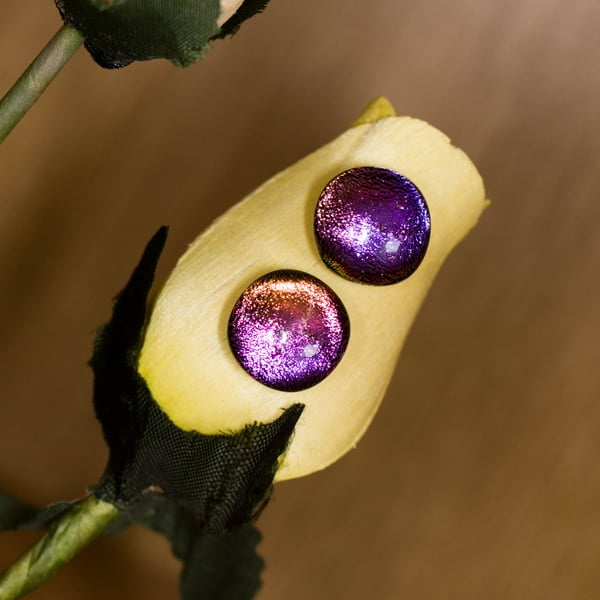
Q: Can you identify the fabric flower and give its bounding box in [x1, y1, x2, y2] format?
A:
[114, 96, 487, 507]
[0, 98, 486, 600]
[54, 0, 269, 68]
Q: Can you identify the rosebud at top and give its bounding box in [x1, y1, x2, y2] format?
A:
[218, 0, 246, 25]
[54, 0, 267, 68]
[137, 97, 488, 481]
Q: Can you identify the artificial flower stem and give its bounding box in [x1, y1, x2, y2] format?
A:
[0, 495, 119, 599]
[0, 23, 84, 144]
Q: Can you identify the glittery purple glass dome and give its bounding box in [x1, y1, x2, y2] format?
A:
[228, 270, 350, 392]
[314, 166, 431, 285]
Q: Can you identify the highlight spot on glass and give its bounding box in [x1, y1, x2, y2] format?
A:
[228, 270, 350, 391]
[314, 166, 431, 285]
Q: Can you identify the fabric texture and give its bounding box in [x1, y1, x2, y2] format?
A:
[54, 0, 272, 68]
[108, 494, 264, 599]
[90, 227, 304, 533]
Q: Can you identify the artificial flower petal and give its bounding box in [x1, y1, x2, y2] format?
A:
[138, 97, 487, 480]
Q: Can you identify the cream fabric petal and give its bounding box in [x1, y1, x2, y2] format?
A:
[138, 98, 487, 481]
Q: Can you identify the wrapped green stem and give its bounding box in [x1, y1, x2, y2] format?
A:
[0, 495, 119, 599]
[0, 24, 83, 144]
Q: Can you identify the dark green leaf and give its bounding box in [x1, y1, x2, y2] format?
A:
[0, 491, 37, 529]
[130, 495, 264, 600]
[0, 491, 77, 531]
[55, 0, 222, 68]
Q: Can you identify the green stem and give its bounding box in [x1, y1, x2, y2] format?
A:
[0, 495, 119, 599]
[0, 23, 84, 144]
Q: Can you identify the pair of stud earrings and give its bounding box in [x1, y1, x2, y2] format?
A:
[228, 166, 431, 392]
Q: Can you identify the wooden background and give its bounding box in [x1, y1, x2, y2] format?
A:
[1, 1, 599, 598]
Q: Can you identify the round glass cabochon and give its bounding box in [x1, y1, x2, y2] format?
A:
[228, 270, 350, 392]
[314, 166, 431, 285]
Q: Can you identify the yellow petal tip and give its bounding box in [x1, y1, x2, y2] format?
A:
[352, 96, 397, 126]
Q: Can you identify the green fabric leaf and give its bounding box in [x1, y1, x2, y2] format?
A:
[0, 491, 38, 530]
[119, 494, 263, 600]
[180, 524, 263, 600]
[54, 0, 222, 68]
[0, 491, 78, 531]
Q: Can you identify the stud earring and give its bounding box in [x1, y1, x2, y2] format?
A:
[314, 166, 431, 285]
[228, 270, 350, 392]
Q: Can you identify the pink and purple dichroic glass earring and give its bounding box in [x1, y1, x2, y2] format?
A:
[228, 270, 350, 392]
[314, 166, 431, 285]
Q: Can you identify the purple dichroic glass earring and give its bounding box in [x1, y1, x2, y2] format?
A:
[228, 270, 350, 392]
[314, 166, 431, 285]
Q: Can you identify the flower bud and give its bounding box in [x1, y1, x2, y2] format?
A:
[55, 0, 267, 68]
[218, 0, 245, 25]
[138, 97, 487, 481]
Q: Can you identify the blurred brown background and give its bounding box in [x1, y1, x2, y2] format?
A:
[1, 0, 599, 598]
